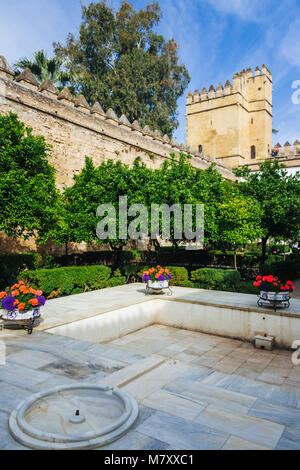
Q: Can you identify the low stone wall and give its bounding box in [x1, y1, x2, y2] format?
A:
[46, 296, 299, 349]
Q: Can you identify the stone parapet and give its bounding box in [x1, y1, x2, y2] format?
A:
[0, 63, 234, 188]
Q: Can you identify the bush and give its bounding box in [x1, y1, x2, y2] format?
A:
[227, 280, 258, 294]
[19, 265, 126, 298]
[0, 253, 42, 289]
[190, 268, 241, 290]
[165, 266, 192, 287]
[262, 254, 300, 281]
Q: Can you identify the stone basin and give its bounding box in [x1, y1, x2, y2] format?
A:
[9, 384, 138, 450]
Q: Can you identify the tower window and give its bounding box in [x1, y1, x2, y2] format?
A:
[198, 144, 203, 153]
[251, 145, 256, 159]
[251, 118, 253, 124]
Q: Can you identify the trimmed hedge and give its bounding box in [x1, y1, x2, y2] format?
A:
[190, 268, 241, 290]
[19, 265, 126, 298]
[165, 266, 192, 287]
[262, 254, 300, 281]
[0, 253, 42, 290]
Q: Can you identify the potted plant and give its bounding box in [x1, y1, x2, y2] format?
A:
[142, 266, 172, 294]
[0, 281, 46, 333]
[254, 274, 294, 308]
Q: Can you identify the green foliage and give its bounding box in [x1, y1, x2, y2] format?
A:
[262, 254, 300, 282]
[14, 49, 76, 91]
[227, 280, 258, 295]
[54, 1, 190, 137]
[165, 266, 191, 287]
[234, 160, 300, 262]
[0, 253, 42, 289]
[0, 113, 60, 242]
[19, 265, 126, 298]
[58, 157, 152, 249]
[190, 268, 241, 290]
[217, 190, 263, 246]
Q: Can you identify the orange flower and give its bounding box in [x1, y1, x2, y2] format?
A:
[165, 269, 170, 274]
[29, 298, 39, 306]
[29, 288, 37, 295]
[11, 284, 19, 290]
[13, 299, 19, 306]
[155, 273, 159, 279]
[18, 303, 25, 311]
[0, 291, 7, 299]
[11, 290, 19, 297]
[19, 285, 27, 293]
[18, 281, 24, 285]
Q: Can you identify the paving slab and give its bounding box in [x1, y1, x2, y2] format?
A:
[137, 411, 229, 450]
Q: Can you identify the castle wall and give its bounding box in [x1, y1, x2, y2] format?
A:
[0, 70, 234, 191]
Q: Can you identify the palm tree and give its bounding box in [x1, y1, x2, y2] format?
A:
[14, 50, 77, 90]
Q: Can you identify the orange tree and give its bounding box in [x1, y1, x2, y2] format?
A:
[0, 113, 60, 244]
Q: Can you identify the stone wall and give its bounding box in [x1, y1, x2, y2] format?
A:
[0, 56, 234, 191]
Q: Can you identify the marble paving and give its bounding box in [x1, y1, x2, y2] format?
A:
[0, 323, 299, 450]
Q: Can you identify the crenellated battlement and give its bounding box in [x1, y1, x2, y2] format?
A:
[273, 140, 300, 156]
[186, 64, 273, 168]
[243, 140, 300, 171]
[0, 56, 235, 187]
[186, 65, 272, 106]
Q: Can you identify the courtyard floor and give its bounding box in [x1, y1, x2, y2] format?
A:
[0, 285, 300, 450]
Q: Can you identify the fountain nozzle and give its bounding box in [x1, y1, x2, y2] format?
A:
[69, 409, 85, 424]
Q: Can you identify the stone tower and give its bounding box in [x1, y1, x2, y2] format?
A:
[186, 65, 273, 168]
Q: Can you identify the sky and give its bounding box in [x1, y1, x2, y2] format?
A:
[0, 0, 299, 147]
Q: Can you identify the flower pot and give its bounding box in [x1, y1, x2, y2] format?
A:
[1, 307, 40, 322]
[260, 291, 289, 301]
[1, 308, 41, 334]
[147, 280, 169, 294]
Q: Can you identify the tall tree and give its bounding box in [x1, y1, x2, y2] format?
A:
[0, 113, 60, 243]
[14, 49, 76, 90]
[54, 1, 190, 137]
[234, 160, 300, 264]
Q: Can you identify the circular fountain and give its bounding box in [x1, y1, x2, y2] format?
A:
[9, 384, 138, 450]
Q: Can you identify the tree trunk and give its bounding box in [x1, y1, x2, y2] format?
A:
[261, 236, 268, 265]
[114, 245, 123, 269]
[234, 249, 237, 270]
